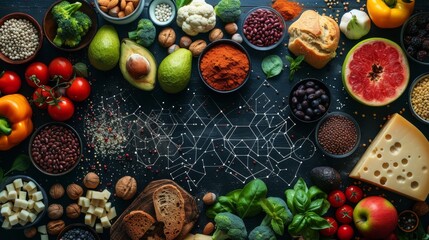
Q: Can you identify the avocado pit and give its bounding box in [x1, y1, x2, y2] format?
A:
[126, 53, 151, 79]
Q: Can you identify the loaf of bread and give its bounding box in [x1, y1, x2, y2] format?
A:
[153, 184, 186, 240]
[123, 210, 156, 240]
[288, 10, 340, 69]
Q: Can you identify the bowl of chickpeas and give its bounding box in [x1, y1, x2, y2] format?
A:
[409, 72, 429, 124]
[0, 12, 43, 65]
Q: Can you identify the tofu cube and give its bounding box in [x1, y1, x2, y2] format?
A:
[95, 223, 103, 233]
[78, 197, 90, 208]
[102, 189, 111, 200]
[0, 190, 8, 203]
[100, 216, 111, 228]
[1, 206, 12, 217]
[104, 202, 112, 212]
[14, 199, 28, 209]
[34, 201, 45, 213]
[37, 225, 47, 234]
[8, 213, 19, 226]
[91, 191, 104, 200]
[13, 178, 23, 189]
[18, 209, 30, 221]
[27, 199, 35, 210]
[86, 190, 93, 199]
[107, 207, 117, 220]
[1, 219, 11, 229]
[23, 181, 36, 192]
[19, 218, 28, 226]
[86, 205, 95, 215]
[90, 199, 100, 207]
[32, 191, 43, 201]
[84, 214, 96, 227]
[28, 212, 37, 223]
[18, 191, 27, 200]
[6, 183, 15, 193]
[94, 207, 104, 218]
[7, 190, 17, 200]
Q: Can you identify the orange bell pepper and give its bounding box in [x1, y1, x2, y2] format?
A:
[367, 0, 415, 28]
[0, 94, 33, 151]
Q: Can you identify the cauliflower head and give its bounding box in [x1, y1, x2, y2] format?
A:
[176, 0, 216, 36]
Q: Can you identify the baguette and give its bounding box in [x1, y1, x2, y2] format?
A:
[288, 10, 340, 69]
[123, 210, 156, 240]
[153, 184, 185, 240]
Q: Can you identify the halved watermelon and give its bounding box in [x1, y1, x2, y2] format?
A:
[342, 38, 409, 106]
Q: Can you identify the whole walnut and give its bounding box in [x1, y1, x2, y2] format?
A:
[83, 172, 100, 189]
[66, 183, 83, 200]
[47, 220, 65, 235]
[158, 27, 176, 48]
[47, 204, 63, 219]
[49, 183, 65, 199]
[66, 203, 81, 219]
[115, 176, 137, 200]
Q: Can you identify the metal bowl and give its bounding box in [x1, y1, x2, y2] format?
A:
[0, 12, 43, 64]
[0, 175, 48, 230]
[94, 0, 144, 25]
[148, 0, 176, 27]
[43, 0, 98, 51]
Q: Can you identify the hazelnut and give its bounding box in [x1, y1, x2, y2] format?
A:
[202, 192, 216, 205]
[126, 53, 151, 79]
[189, 39, 207, 57]
[47, 220, 65, 235]
[231, 33, 243, 43]
[168, 44, 180, 54]
[179, 36, 192, 49]
[83, 172, 100, 189]
[203, 222, 215, 235]
[24, 227, 37, 238]
[49, 183, 65, 199]
[209, 28, 224, 42]
[225, 22, 238, 35]
[66, 183, 83, 200]
[413, 201, 429, 216]
[115, 176, 137, 200]
[158, 28, 176, 48]
[66, 203, 81, 219]
[47, 204, 64, 219]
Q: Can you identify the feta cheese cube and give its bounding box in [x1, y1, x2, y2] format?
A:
[32, 191, 43, 201]
[95, 223, 103, 233]
[100, 216, 111, 228]
[0, 190, 8, 203]
[23, 181, 36, 192]
[13, 178, 23, 189]
[107, 207, 117, 220]
[7, 190, 17, 200]
[34, 201, 45, 213]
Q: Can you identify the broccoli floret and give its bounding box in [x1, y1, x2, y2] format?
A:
[213, 212, 247, 240]
[72, 11, 92, 36]
[128, 19, 156, 47]
[248, 226, 277, 240]
[214, 0, 241, 23]
[51, 1, 82, 21]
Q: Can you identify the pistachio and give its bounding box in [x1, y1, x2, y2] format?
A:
[209, 28, 224, 42]
[158, 28, 176, 48]
[126, 53, 151, 79]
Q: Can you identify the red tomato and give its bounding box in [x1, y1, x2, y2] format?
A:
[345, 185, 364, 204]
[337, 224, 354, 240]
[328, 190, 346, 208]
[48, 97, 75, 121]
[32, 86, 53, 109]
[25, 62, 49, 88]
[0, 70, 21, 94]
[335, 204, 354, 224]
[66, 77, 91, 102]
[48, 57, 74, 81]
[319, 217, 338, 237]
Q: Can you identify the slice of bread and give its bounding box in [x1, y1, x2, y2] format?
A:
[153, 184, 185, 240]
[123, 210, 156, 240]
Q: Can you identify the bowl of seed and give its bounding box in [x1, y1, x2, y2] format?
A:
[409, 72, 429, 124]
[0, 12, 43, 65]
[315, 112, 361, 158]
[29, 122, 82, 176]
[148, 0, 176, 27]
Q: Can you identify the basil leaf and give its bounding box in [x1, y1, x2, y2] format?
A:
[236, 179, 267, 218]
[261, 55, 283, 79]
[307, 198, 324, 213]
[306, 212, 331, 230]
[285, 189, 296, 215]
[293, 178, 308, 192]
[5, 154, 31, 175]
[293, 189, 310, 213]
[226, 189, 242, 202]
[288, 213, 306, 235]
[319, 199, 330, 216]
[301, 228, 319, 240]
[271, 218, 284, 235]
[73, 62, 88, 78]
[308, 185, 326, 200]
[176, 0, 192, 8]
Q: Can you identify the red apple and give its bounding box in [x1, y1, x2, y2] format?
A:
[353, 196, 398, 239]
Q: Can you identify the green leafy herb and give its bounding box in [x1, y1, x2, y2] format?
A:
[286, 55, 305, 82]
[206, 196, 237, 218]
[261, 55, 283, 79]
[73, 62, 88, 78]
[260, 197, 292, 235]
[0, 154, 31, 183]
[176, 0, 192, 9]
[236, 179, 267, 218]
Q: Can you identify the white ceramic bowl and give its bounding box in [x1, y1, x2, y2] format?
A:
[94, 0, 144, 25]
[148, 0, 176, 26]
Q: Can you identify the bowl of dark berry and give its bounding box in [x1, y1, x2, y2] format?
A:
[57, 223, 100, 240]
[241, 7, 286, 51]
[398, 210, 419, 232]
[315, 112, 361, 158]
[29, 122, 82, 176]
[401, 12, 429, 65]
[0, 12, 43, 64]
[289, 78, 331, 123]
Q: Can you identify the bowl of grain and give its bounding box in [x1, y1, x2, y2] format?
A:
[0, 12, 43, 65]
[409, 72, 429, 124]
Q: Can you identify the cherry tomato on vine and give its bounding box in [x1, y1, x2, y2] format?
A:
[48, 97, 75, 121]
[319, 217, 338, 237]
[25, 62, 49, 88]
[0, 70, 21, 94]
[345, 185, 364, 203]
[32, 86, 53, 109]
[48, 57, 74, 81]
[328, 190, 346, 208]
[66, 77, 91, 102]
[337, 224, 354, 240]
[335, 204, 354, 224]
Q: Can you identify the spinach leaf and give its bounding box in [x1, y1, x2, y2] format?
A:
[308, 186, 326, 201]
[288, 213, 306, 235]
[293, 178, 308, 192]
[236, 179, 267, 218]
[176, 0, 192, 9]
[4, 154, 31, 176]
[293, 189, 310, 213]
[261, 55, 283, 79]
[73, 62, 88, 78]
[226, 189, 242, 202]
[206, 196, 236, 218]
[305, 212, 330, 230]
[285, 189, 296, 215]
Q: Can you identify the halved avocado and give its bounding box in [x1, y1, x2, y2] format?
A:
[119, 39, 157, 91]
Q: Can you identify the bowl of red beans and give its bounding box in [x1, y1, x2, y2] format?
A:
[241, 7, 286, 51]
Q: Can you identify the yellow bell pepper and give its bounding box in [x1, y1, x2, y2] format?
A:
[0, 94, 33, 151]
[367, 0, 415, 28]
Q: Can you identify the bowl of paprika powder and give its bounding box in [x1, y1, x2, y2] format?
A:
[198, 39, 251, 93]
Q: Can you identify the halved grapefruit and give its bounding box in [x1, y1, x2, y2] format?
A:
[342, 38, 409, 106]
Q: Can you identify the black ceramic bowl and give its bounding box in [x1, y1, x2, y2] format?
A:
[315, 112, 361, 158]
[198, 39, 251, 93]
[400, 12, 429, 65]
[57, 223, 100, 240]
[0, 175, 48, 230]
[289, 78, 331, 123]
[29, 122, 82, 176]
[409, 72, 429, 124]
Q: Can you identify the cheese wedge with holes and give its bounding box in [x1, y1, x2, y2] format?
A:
[350, 114, 429, 201]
